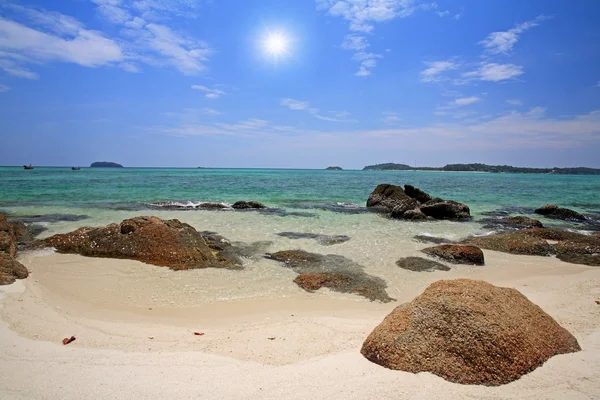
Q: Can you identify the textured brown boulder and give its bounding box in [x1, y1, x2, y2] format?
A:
[265, 250, 393, 302]
[232, 201, 266, 209]
[45, 216, 242, 270]
[504, 216, 544, 228]
[404, 184, 432, 203]
[366, 184, 412, 213]
[534, 204, 586, 221]
[0, 253, 28, 285]
[361, 279, 581, 386]
[396, 257, 450, 272]
[0, 214, 17, 257]
[463, 232, 553, 256]
[389, 198, 420, 219]
[420, 198, 471, 220]
[401, 209, 428, 220]
[421, 244, 484, 265]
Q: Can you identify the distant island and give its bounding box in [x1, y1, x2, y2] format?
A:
[90, 161, 124, 168]
[363, 163, 600, 175]
[326, 166, 343, 170]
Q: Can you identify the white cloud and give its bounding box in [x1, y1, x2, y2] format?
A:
[191, 85, 226, 99]
[454, 96, 480, 106]
[341, 34, 368, 51]
[0, 83, 9, 92]
[381, 111, 401, 123]
[506, 99, 523, 106]
[597, 81, 600, 87]
[0, 14, 124, 78]
[420, 60, 459, 83]
[202, 108, 222, 116]
[280, 97, 356, 122]
[462, 62, 524, 82]
[480, 15, 549, 55]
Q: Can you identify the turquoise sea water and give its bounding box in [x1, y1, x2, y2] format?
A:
[1, 167, 600, 218]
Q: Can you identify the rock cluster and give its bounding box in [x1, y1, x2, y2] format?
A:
[535, 204, 586, 221]
[0, 214, 29, 285]
[45, 216, 244, 270]
[361, 279, 581, 386]
[463, 228, 600, 265]
[265, 250, 393, 302]
[367, 184, 470, 220]
[396, 257, 450, 272]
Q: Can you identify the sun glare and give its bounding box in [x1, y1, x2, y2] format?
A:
[263, 32, 288, 57]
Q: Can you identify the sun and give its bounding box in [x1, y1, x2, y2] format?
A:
[263, 32, 288, 57]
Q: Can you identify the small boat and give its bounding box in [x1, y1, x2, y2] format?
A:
[23, 164, 33, 170]
[72, 167, 81, 170]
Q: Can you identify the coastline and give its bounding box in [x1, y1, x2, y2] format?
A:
[1, 244, 600, 398]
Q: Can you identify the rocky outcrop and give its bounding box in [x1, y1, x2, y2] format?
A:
[504, 216, 544, 228]
[396, 257, 450, 272]
[462, 228, 600, 264]
[0, 214, 29, 285]
[366, 184, 470, 220]
[421, 244, 484, 265]
[361, 279, 581, 386]
[45, 216, 242, 270]
[535, 204, 586, 221]
[90, 161, 123, 168]
[265, 250, 393, 302]
[325, 166, 343, 170]
[413, 235, 455, 244]
[232, 201, 266, 209]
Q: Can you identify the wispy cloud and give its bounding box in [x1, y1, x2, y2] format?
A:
[191, 85, 226, 99]
[381, 111, 401, 124]
[202, 108, 223, 116]
[480, 15, 550, 55]
[0, 2, 212, 78]
[420, 60, 459, 83]
[454, 96, 480, 106]
[506, 99, 523, 106]
[461, 62, 524, 82]
[0, 83, 9, 92]
[280, 97, 357, 122]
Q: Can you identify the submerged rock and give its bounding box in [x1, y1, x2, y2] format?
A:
[463, 232, 553, 256]
[276, 232, 351, 246]
[8, 213, 90, 223]
[396, 257, 450, 272]
[361, 279, 581, 386]
[504, 215, 544, 228]
[421, 244, 485, 265]
[232, 201, 266, 209]
[535, 204, 586, 221]
[412, 235, 455, 245]
[45, 216, 242, 270]
[265, 250, 393, 302]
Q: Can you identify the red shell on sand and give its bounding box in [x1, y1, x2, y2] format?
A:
[194, 332, 204, 336]
[62, 336, 76, 345]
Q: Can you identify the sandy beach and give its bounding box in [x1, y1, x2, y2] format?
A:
[2, 247, 600, 399]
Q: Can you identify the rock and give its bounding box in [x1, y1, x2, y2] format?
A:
[413, 235, 454, 244]
[0, 253, 28, 285]
[421, 244, 484, 265]
[10, 221, 46, 244]
[232, 201, 266, 209]
[44, 216, 242, 270]
[556, 253, 600, 266]
[389, 198, 420, 219]
[265, 250, 393, 302]
[361, 279, 581, 386]
[276, 232, 350, 246]
[404, 184, 432, 203]
[463, 232, 553, 256]
[504, 216, 544, 228]
[400, 209, 428, 220]
[366, 184, 412, 213]
[396, 257, 450, 272]
[420, 199, 471, 220]
[325, 166, 343, 170]
[534, 204, 586, 221]
[9, 214, 89, 223]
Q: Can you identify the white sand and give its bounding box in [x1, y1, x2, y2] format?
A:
[1, 248, 600, 399]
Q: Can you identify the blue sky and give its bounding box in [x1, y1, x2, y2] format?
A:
[1, 0, 599, 168]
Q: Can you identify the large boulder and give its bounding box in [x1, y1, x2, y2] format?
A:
[45, 216, 242, 270]
[366, 184, 413, 213]
[534, 204, 586, 221]
[420, 198, 471, 220]
[504, 216, 544, 228]
[463, 232, 553, 256]
[421, 244, 484, 265]
[389, 198, 420, 219]
[0, 214, 17, 257]
[232, 201, 266, 209]
[0, 214, 29, 285]
[361, 279, 581, 386]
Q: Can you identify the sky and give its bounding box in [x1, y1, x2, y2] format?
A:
[1, 0, 599, 169]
